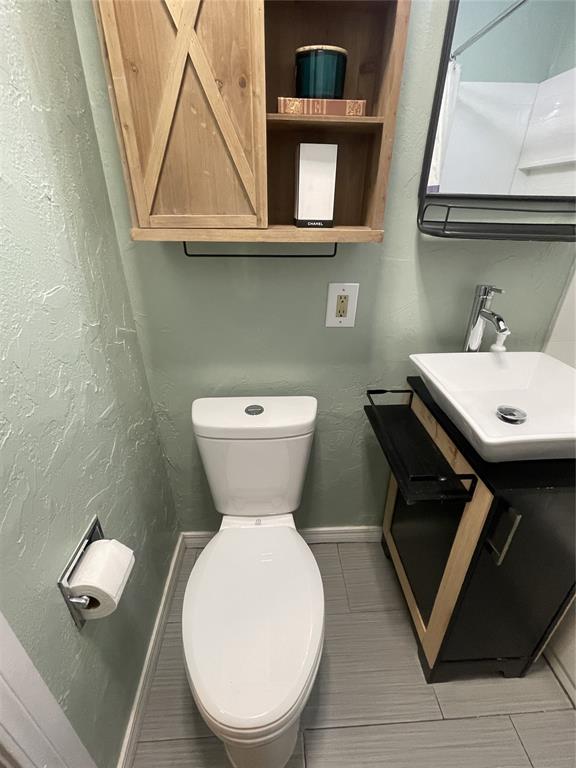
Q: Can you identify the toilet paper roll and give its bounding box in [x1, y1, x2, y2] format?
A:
[68, 539, 135, 620]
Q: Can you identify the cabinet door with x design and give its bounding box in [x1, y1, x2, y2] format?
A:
[97, 0, 267, 230]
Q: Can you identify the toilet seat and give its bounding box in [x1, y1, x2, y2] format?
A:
[182, 517, 324, 741]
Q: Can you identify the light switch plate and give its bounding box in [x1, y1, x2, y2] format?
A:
[325, 283, 359, 327]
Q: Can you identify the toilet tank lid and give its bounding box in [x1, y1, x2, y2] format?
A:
[192, 396, 318, 439]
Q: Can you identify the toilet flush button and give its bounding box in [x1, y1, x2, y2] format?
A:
[245, 404, 264, 416]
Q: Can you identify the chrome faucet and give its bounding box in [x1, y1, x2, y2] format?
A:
[464, 284, 510, 352]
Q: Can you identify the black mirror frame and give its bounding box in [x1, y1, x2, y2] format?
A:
[418, 0, 576, 242]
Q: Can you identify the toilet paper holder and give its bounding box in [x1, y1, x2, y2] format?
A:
[57, 516, 104, 630]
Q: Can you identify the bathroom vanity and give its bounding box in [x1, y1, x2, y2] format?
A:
[365, 377, 575, 682]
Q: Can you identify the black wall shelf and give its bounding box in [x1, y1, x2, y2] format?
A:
[365, 390, 476, 504]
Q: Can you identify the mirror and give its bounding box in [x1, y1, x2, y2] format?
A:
[419, 0, 576, 241]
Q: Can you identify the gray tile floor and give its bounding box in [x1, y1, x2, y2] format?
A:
[132, 543, 575, 767]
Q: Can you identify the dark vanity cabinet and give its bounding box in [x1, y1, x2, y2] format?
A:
[365, 377, 575, 682]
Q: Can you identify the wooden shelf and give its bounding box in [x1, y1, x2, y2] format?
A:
[267, 113, 385, 131]
[131, 225, 383, 243]
[264, 0, 410, 233]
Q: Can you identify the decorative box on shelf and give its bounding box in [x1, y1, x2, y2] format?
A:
[278, 97, 367, 117]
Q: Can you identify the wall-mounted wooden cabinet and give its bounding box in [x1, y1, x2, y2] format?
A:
[95, 0, 410, 243]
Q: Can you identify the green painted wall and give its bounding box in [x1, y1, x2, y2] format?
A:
[74, 0, 574, 535]
[454, 0, 576, 82]
[0, 1, 177, 766]
[0, 2, 570, 764]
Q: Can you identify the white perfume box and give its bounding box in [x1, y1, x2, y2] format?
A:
[294, 143, 338, 227]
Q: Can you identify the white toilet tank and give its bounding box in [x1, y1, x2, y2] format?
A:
[192, 396, 317, 516]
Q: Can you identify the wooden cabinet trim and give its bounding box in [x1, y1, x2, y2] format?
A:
[411, 394, 474, 476]
[92, 0, 140, 228]
[143, 0, 203, 207]
[131, 225, 384, 242]
[411, 393, 437, 443]
[250, 0, 268, 228]
[422, 480, 493, 666]
[97, 0, 151, 226]
[95, 0, 267, 229]
[149, 214, 257, 228]
[164, 0, 257, 208]
[411, 393, 494, 666]
[367, 0, 411, 228]
[382, 392, 494, 668]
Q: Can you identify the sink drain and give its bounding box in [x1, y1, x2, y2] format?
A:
[496, 405, 527, 425]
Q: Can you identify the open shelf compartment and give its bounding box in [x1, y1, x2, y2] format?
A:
[365, 390, 477, 505]
[263, 0, 407, 235]
[267, 121, 381, 228]
[264, 0, 399, 116]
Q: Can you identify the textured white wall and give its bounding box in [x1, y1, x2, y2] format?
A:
[0, 1, 177, 766]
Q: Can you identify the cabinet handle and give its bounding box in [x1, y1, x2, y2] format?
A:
[486, 507, 523, 566]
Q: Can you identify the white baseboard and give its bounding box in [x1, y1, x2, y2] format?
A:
[182, 525, 381, 547]
[545, 649, 576, 706]
[301, 525, 381, 544]
[182, 531, 216, 548]
[116, 534, 185, 768]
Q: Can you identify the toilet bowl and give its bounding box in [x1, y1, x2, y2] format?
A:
[183, 396, 324, 768]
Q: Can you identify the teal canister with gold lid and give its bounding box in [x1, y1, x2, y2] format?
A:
[295, 45, 347, 99]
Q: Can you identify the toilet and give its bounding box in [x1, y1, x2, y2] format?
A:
[183, 396, 324, 768]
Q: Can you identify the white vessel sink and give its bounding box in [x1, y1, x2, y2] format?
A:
[410, 352, 576, 462]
